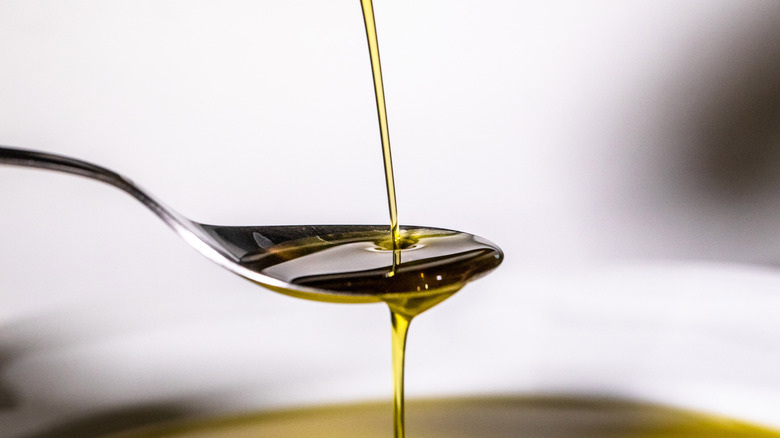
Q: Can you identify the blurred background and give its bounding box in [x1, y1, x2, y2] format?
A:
[3, 1, 780, 436]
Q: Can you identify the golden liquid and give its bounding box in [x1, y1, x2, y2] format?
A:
[242, 223, 502, 437]
[359, 1, 409, 434]
[242, 228, 502, 438]
[241, 224, 502, 437]
[242, 227, 501, 313]
[113, 396, 780, 438]
[360, 0, 399, 248]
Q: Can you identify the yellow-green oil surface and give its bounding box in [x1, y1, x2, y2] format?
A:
[113, 396, 780, 438]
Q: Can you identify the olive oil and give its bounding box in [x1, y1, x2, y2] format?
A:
[357, 1, 436, 435]
[241, 227, 502, 314]
[215, 1, 502, 432]
[359, 0, 400, 249]
[237, 0, 505, 426]
[113, 396, 780, 438]
[241, 225, 503, 437]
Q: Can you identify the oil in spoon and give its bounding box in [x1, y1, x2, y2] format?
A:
[240, 227, 502, 436]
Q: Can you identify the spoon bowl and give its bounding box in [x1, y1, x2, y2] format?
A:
[0, 146, 503, 307]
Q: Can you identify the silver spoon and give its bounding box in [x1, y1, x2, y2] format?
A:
[1, 146, 502, 307]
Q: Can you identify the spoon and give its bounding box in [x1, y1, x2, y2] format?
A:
[1, 146, 502, 309]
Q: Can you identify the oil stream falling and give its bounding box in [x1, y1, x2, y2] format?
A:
[359, 0, 400, 248]
[360, 0, 408, 436]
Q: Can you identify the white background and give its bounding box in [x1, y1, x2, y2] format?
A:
[3, 1, 780, 436]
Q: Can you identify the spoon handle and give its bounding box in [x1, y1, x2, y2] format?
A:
[0, 145, 192, 234]
[2, 146, 138, 193]
[1, 145, 281, 287]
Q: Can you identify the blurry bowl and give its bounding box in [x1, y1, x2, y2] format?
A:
[4, 261, 780, 437]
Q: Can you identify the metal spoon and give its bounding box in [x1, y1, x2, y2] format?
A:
[1, 146, 502, 306]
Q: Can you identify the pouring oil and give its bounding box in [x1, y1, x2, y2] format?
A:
[240, 225, 502, 437]
[114, 1, 780, 437]
[233, 2, 503, 434]
[221, 2, 780, 438]
[360, 0, 446, 435]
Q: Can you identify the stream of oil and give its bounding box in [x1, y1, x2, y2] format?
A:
[243, 2, 502, 436]
[229, 2, 503, 434]
[358, 1, 454, 435]
[359, 0, 400, 248]
[360, 0, 426, 436]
